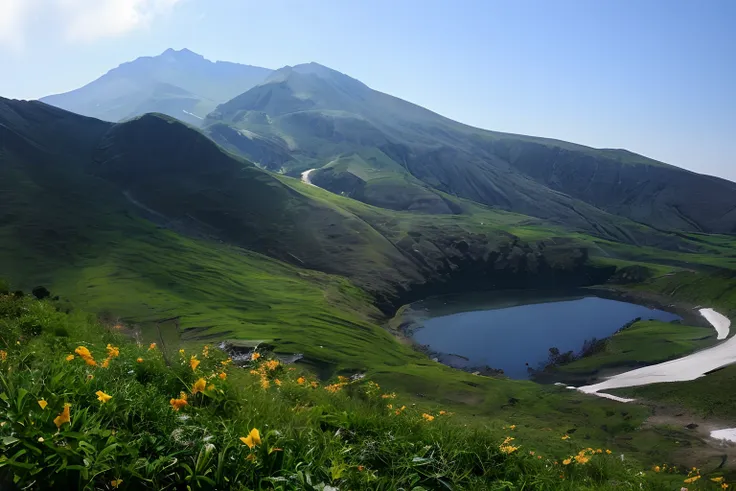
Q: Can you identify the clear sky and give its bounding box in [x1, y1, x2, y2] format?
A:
[2, 0, 734, 181]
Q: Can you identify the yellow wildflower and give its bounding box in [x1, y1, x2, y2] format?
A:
[297, 377, 305, 385]
[106, 344, 120, 358]
[111, 479, 123, 488]
[96, 391, 112, 403]
[509, 424, 516, 430]
[561, 435, 570, 440]
[439, 410, 447, 416]
[711, 477, 724, 483]
[310, 381, 318, 388]
[170, 392, 188, 411]
[101, 358, 110, 368]
[562, 458, 572, 465]
[240, 428, 262, 449]
[37, 399, 48, 410]
[137, 357, 143, 363]
[251, 352, 261, 361]
[219, 372, 227, 380]
[653, 466, 661, 473]
[422, 413, 435, 422]
[381, 393, 396, 399]
[499, 444, 518, 454]
[65, 354, 74, 361]
[207, 384, 215, 392]
[338, 375, 349, 382]
[325, 383, 342, 393]
[53, 403, 71, 428]
[221, 358, 232, 366]
[274, 378, 282, 386]
[85, 357, 97, 367]
[265, 359, 279, 371]
[179, 348, 185, 356]
[574, 454, 590, 464]
[260, 378, 270, 390]
[190, 355, 200, 371]
[192, 378, 207, 394]
[605, 449, 612, 454]
[684, 475, 701, 484]
[202, 345, 210, 358]
[149, 343, 157, 350]
[75, 346, 92, 358]
[0, 350, 6, 362]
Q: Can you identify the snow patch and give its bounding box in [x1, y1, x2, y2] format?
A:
[301, 169, 317, 186]
[700, 308, 731, 340]
[577, 309, 732, 402]
[711, 428, 736, 443]
[182, 110, 203, 120]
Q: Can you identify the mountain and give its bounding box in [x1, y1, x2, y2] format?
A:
[205, 63, 736, 235]
[2, 97, 628, 315]
[40, 49, 272, 127]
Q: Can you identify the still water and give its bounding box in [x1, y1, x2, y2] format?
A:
[411, 294, 681, 379]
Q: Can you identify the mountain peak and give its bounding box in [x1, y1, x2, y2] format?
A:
[160, 48, 205, 61]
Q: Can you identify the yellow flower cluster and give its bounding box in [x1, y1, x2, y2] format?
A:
[75, 346, 97, 367]
[0, 350, 7, 362]
[560, 447, 609, 466]
[499, 436, 519, 454]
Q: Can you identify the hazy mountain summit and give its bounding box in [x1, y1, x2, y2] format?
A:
[40, 48, 272, 127]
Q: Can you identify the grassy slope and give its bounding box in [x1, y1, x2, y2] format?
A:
[6, 295, 721, 490]
[6, 98, 736, 474]
[205, 63, 736, 235]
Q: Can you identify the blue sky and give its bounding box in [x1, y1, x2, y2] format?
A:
[2, 0, 734, 180]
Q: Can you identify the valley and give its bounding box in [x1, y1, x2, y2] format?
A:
[2, 48, 736, 489]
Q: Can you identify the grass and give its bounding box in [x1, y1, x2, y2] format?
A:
[613, 364, 736, 420]
[2, 294, 733, 490]
[547, 320, 716, 384]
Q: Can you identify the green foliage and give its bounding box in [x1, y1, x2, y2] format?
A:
[1, 296, 727, 490]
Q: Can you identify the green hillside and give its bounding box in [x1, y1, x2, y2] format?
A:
[5, 95, 736, 486]
[5, 293, 727, 490]
[205, 63, 736, 236]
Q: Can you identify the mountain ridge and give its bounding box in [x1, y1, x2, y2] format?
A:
[203, 61, 736, 235]
[40, 49, 272, 127]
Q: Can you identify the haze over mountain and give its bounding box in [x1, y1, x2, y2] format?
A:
[40, 49, 272, 127]
[205, 61, 736, 235]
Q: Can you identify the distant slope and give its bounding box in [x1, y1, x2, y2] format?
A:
[205, 63, 736, 235]
[40, 49, 272, 127]
[0, 97, 624, 310]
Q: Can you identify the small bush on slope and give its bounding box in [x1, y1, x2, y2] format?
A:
[0, 294, 727, 490]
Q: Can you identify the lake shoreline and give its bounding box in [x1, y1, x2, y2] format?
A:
[389, 285, 705, 380]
